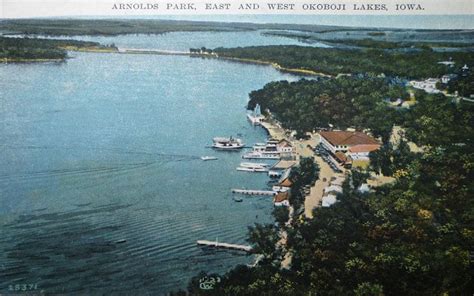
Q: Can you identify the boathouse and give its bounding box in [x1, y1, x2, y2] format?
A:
[273, 191, 290, 207]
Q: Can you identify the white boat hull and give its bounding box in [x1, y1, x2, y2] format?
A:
[236, 167, 268, 172]
[212, 144, 244, 150]
[242, 153, 280, 159]
[240, 162, 270, 168]
[212, 136, 244, 150]
[201, 156, 218, 161]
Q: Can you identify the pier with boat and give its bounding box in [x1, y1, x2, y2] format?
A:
[247, 103, 265, 125]
[242, 138, 294, 160]
[236, 162, 270, 172]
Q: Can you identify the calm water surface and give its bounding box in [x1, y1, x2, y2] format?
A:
[0, 32, 299, 294]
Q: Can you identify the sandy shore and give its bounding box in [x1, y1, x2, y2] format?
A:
[290, 134, 340, 219]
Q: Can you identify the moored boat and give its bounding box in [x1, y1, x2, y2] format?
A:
[212, 136, 244, 150]
[247, 103, 265, 125]
[233, 196, 243, 202]
[242, 138, 294, 159]
[240, 162, 270, 168]
[236, 164, 269, 172]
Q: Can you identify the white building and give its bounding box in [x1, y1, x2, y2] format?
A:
[277, 139, 293, 153]
[320, 131, 380, 154]
[322, 194, 337, 207]
[324, 185, 343, 194]
[272, 168, 292, 192]
[441, 74, 458, 84]
[347, 144, 381, 161]
[273, 191, 290, 207]
[409, 78, 441, 94]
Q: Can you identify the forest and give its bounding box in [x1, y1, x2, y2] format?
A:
[215, 45, 474, 79]
[0, 36, 116, 61]
[0, 19, 359, 36]
[262, 31, 474, 50]
[247, 77, 407, 143]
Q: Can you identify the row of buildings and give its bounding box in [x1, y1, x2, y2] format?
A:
[409, 64, 470, 95]
[319, 130, 381, 168]
[272, 130, 381, 208]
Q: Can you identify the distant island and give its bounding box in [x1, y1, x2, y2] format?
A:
[0, 36, 117, 62]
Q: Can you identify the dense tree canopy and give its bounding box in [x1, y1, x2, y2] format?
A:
[186, 88, 473, 296]
[247, 77, 407, 143]
[0, 36, 115, 60]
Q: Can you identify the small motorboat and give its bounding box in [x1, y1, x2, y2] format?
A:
[201, 156, 218, 161]
[233, 196, 243, 202]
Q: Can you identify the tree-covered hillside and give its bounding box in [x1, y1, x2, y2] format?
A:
[185, 97, 473, 295]
[215, 45, 473, 79]
[247, 77, 407, 143]
[0, 36, 116, 61]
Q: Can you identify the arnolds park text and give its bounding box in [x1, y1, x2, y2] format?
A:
[111, 2, 426, 12]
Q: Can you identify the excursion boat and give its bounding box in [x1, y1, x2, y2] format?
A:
[236, 162, 269, 172]
[201, 156, 218, 161]
[242, 138, 293, 159]
[236, 166, 268, 172]
[247, 103, 265, 125]
[212, 136, 244, 150]
[240, 162, 270, 168]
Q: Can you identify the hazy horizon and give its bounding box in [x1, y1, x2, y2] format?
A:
[2, 15, 473, 30]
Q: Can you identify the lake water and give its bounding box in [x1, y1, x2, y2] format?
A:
[5, 30, 329, 50]
[0, 31, 303, 294]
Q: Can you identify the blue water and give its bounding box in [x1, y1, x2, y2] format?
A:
[0, 32, 298, 294]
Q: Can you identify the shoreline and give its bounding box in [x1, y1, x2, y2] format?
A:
[0, 47, 338, 80]
[1, 58, 65, 63]
[59, 46, 118, 53]
[258, 117, 338, 270]
[260, 118, 340, 218]
[259, 118, 334, 218]
[217, 56, 334, 78]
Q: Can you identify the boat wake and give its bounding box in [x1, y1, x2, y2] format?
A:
[0, 145, 202, 183]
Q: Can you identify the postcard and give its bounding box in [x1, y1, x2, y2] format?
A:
[0, 1, 473, 295]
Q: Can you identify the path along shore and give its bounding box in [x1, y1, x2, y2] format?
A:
[260, 119, 339, 269]
[260, 120, 337, 218]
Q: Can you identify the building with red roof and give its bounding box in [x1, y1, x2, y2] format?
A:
[320, 131, 381, 166]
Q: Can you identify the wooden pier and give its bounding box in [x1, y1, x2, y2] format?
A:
[231, 189, 277, 196]
[197, 240, 253, 252]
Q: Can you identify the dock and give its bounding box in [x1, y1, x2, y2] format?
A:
[271, 160, 298, 170]
[197, 240, 253, 252]
[231, 189, 277, 196]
